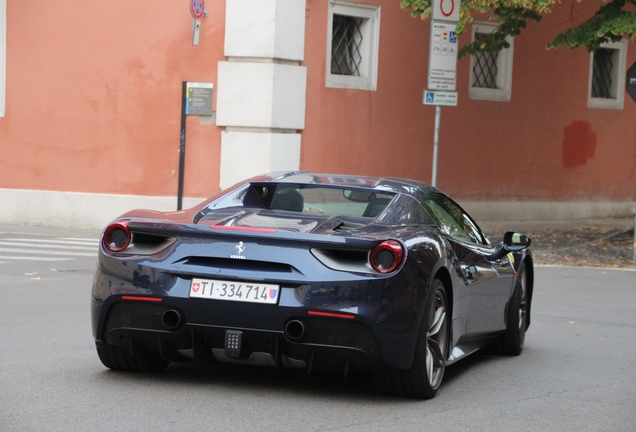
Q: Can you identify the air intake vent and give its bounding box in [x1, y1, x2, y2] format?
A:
[178, 257, 296, 274]
[332, 221, 365, 232]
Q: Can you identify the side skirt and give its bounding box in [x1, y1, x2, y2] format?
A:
[446, 335, 501, 365]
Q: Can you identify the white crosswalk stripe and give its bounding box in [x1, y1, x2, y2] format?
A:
[7, 238, 98, 246]
[0, 256, 73, 261]
[0, 235, 99, 262]
[0, 241, 97, 251]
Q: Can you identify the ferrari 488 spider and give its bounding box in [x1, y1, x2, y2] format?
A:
[92, 172, 533, 399]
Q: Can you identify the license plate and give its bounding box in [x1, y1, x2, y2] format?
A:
[189, 278, 279, 305]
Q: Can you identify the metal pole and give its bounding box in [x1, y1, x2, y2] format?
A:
[633, 209, 636, 265]
[178, 81, 187, 210]
[432, 105, 441, 187]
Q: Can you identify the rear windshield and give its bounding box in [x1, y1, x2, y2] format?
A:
[241, 183, 396, 218]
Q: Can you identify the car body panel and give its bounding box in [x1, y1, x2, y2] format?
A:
[91, 171, 533, 374]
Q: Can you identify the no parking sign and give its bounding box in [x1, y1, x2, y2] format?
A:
[190, 0, 205, 45]
[191, 0, 205, 19]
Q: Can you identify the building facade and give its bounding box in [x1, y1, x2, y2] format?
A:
[0, 0, 635, 228]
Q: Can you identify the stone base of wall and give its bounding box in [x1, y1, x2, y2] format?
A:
[0, 189, 205, 229]
[461, 200, 635, 223]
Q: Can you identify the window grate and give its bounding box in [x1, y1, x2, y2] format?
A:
[591, 48, 614, 98]
[471, 33, 499, 89]
[331, 15, 363, 76]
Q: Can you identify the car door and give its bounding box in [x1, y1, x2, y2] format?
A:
[422, 194, 513, 337]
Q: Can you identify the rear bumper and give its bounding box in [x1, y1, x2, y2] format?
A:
[92, 253, 429, 370]
[98, 300, 384, 373]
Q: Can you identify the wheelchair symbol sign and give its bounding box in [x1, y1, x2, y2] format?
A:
[449, 31, 457, 44]
[423, 90, 458, 106]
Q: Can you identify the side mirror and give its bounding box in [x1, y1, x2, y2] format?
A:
[503, 232, 532, 251]
[486, 231, 532, 261]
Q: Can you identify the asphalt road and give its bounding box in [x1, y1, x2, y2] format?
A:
[0, 225, 634, 432]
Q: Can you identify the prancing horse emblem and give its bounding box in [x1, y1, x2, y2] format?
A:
[231, 242, 246, 259]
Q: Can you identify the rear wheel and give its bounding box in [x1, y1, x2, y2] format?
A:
[374, 279, 449, 399]
[96, 340, 169, 373]
[500, 263, 527, 356]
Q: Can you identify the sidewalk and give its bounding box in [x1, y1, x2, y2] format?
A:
[480, 217, 636, 269]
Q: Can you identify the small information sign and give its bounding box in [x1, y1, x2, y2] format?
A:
[423, 90, 458, 107]
[428, 77, 456, 91]
[428, 22, 459, 82]
[186, 82, 213, 115]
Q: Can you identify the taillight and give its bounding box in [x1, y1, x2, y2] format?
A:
[103, 221, 131, 252]
[370, 240, 404, 274]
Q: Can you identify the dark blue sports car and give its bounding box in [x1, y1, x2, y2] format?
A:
[92, 172, 533, 399]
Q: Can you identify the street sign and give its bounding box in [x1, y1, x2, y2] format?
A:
[428, 78, 456, 91]
[428, 22, 459, 81]
[186, 82, 213, 115]
[423, 90, 458, 106]
[191, 0, 205, 19]
[432, 0, 461, 23]
[178, 80, 213, 210]
[426, 0, 461, 187]
[627, 61, 636, 104]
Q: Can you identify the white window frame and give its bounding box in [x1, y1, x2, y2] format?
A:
[468, 21, 514, 102]
[0, 0, 6, 117]
[326, 1, 380, 91]
[587, 39, 627, 110]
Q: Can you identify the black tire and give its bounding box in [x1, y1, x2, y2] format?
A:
[374, 279, 450, 399]
[96, 340, 169, 373]
[500, 263, 527, 356]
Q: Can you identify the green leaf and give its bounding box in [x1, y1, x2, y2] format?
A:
[401, 0, 636, 55]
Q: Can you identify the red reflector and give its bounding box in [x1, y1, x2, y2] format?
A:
[205, 225, 277, 234]
[121, 296, 163, 302]
[307, 310, 355, 319]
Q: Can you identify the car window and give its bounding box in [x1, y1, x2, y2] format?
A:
[422, 194, 486, 245]
[247, 183, 397, 218]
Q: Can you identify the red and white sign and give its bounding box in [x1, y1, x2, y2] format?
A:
[432, 0, 461, 23]
[191, 0, 205, 20]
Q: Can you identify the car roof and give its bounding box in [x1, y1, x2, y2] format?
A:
[248, 171, 440, 201]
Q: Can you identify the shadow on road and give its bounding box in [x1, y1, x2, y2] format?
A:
[94, 347, 512, 402]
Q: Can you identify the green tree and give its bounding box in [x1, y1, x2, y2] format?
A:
[401, 0, 636, 58]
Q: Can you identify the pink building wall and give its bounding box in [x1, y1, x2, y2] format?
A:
[302, 0, 636, 202]
[1, 1, 226, 198]
[1, 0, 634, 213]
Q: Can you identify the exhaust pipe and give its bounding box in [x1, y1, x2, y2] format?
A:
[162, 309, 182, 329]
[284, 320, 306, 341]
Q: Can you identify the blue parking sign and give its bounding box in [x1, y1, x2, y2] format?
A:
[425, 92, 435, 104]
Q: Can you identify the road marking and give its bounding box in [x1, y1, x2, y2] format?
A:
[9, 237, 99, 245]
[0, 234, 100, 263]
[0, 256, 74, 261]
[0, 241, 96, 251]
[0, 247, 95, 257]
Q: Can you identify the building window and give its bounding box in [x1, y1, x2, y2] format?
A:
[331, 15, 363, 76]
[468, 21, 514, 102]
[0, 0, 6, 117]
[326, 1, 381, 91]
[588, 39, 627, 110]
